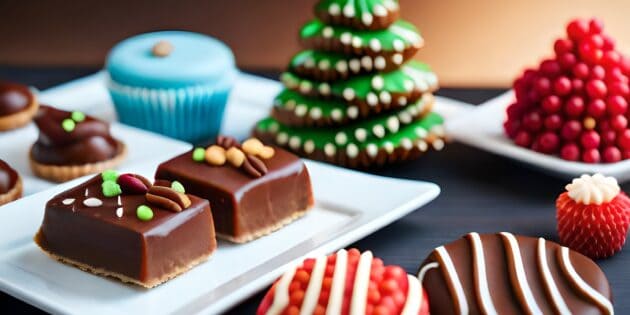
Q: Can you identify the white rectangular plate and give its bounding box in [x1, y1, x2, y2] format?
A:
[0, 160, 439, 315]
[447, 90, 630, 181]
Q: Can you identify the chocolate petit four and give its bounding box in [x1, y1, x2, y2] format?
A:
[34, 170, 216, 288]
[258, 248, 430, 315]
[0, 159, 22, 206]
[0, 80, 38, 131]
[155, 136, 314, 243]
[30, 105, 127, 182]
[418, 232, 613, 314]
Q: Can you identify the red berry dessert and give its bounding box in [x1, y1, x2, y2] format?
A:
[505, 18, 630, 163]
[557, 173, 630, 259]
[257, 249, 429, 315]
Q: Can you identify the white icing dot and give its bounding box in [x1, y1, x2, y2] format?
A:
[361, 56, 373, 71]
[367, 92, 379, 106]
[318, 59, 331, 70]
[369, 39, 382, 52]
[116, 207, 123, 218]
[285, 99, 296, 109]
[383, 141, 395, 154]
[299, 81, 312, 93]
[431, 125, 446, 137]
[62, 198, 75, 205]
[393, 39, 405, 52]
[335, 132, 348, 145]
[387, 116, 400, 132]
[362, 12, 373, 26]
[318, 83, 331, 96]
[343, 88, 356, 101]
[277, 132, 289, 145]
[324, 143, 337, 157]
[304, 140, 315, 154]
[399, 112, 412, 124]
[329, 3, 341, 16]
[392, 54, 403, 65]
[374, 56, 386, 70]
[433, 139, 445, 151]
[349, 59, 361, 73]
[346, 143, 359, 158]
[398, 96, 408, 106]
[408, 105, 419, 115]
[379, 91, 392, 105]
[366, 144, 379, 157]
[372, 125, 386, 138]
[295, 104, 308, 117]
[401, 138, 413, 149]
[373, 4, 387, 16]
[269, 122, 279, 133]
[331, 109, 343, 121]
[352, 36, 362, 48]
[347, 106, 359, 119]
[417, 80, 429, 91]
[340, 32, 352, 45]
[289, 136, 302, 150]
[336, 60, 348, 73]
[83, 198, 103, 208]
[371, 76, 384, 90]
[84, 188, 89, 197]
[323, 27, 334, 38]
[417, 140, 428, 152]
[383, 0, 398, 10]
[415, 127, 428, 138]
[304, 58, 315, 69]
[355, 128, 368, 142]
[404, 80, 414, 92]
[310, 107, 322, 119]
[343, 4, 355, 17]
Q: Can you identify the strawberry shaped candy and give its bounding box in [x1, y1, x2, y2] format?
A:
[505, 18, 630, 163]
[257, 249, 430, 315]
[557, 173, 630, 259]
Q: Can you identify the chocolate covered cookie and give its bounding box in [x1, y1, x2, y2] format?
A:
[418, 232, 613, 315]
[0, 159, 22, 206]
[314, 0, 400, 30]
[0, 81, 38, 131]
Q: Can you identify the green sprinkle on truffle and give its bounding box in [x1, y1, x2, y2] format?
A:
[71, 111, 86, 122]
[137, 205, 154, 221]
[62, 119, 76, 132]
[102, 181, 122, 197]
[171, 181, 185, 193]
[192, 147, 206, 162]
[101, 170, 119, 182]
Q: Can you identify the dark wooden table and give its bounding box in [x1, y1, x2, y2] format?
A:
[1, 68, 628, 314]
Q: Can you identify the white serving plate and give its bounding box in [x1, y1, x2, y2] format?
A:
[447, 90, 630, 181]
[0, 159, 439, 315]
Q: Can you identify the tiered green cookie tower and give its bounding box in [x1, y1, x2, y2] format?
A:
[255, 0, 445, 168]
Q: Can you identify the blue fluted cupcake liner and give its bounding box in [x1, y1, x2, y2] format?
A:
[106, 71, 236, 144]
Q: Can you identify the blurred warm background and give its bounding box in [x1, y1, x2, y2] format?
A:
[2, 0, 630, 87]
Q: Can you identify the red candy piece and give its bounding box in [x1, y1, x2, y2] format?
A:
[504, 17, 630, 163]
[117, 173, 150, 194]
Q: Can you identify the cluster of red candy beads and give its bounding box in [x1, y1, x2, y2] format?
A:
[505, 18, 630, 163]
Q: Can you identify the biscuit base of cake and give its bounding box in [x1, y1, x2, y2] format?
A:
[29, 142, 127, 182]
[0, 99, 39, 131]
[217, 208, 310, 243]
[36, 241, 214, 288]
[0, 176, 22, 206]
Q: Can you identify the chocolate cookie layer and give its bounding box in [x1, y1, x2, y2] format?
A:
[290, 50, 402, 82]
[0, 81, 32, 116]
[418, 232, 613, 315]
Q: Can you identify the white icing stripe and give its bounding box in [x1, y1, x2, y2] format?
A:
[468, 233, 498, 315]
[326, 249, 348, 315]
[349, 251, 373, 315]
[390, 25, 422, 43]
[560, 247, 614, 315]
[266, 267, 297, 315]
[435, 246, 469, 315]
[300, 256, 327, 315]
[537, 238, 571, 315]
[500, 232, 543, 314]
[400, 275, 422, 315]
[417, 262, 439, 281]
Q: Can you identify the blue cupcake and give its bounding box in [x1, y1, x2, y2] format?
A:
[106, 31, 237, 144]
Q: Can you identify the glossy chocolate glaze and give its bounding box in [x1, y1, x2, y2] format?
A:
[0, 81, 32, 116]
[155, 147, 314, 241]
[419, 233, 612, 315]
[0, 159, 18, 194]
[31, 105, 122, 165]
[35, 175, 216, 284]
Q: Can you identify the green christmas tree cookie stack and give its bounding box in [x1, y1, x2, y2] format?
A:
[254, 0, 445, 168]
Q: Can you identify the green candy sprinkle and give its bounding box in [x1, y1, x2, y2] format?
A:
[101, 170, 119, 182]
[136, 205, 154, 221]
[71, 111, 86, 122]
[192, 147, 206, 162]
[171, 181, 185, 193]
[61, 119, 76, 132]
[102, 181, 122, 197]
